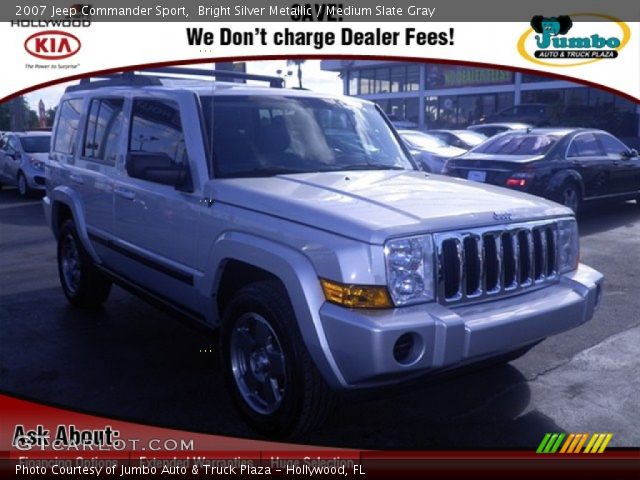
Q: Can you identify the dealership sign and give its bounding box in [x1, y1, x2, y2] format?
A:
[24, 30, 81, 60]
[518, 14, 630, 67]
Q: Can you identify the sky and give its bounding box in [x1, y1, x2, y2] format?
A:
[24, 60, 343, 112]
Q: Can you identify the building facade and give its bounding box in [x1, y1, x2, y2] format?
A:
[320, 60, 640, 141]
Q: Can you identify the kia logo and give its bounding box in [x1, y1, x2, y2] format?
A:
[24, 30, 81, 60]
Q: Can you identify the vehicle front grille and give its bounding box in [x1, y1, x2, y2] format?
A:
[435, 220, 558, 305]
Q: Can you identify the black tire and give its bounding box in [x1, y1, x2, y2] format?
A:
[220, 279, 334, 438]
[17, 172, 31, 197]
[57, 219, 112, 309]
[557, 181, 581, 214]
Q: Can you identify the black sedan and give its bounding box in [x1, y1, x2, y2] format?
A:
[443, 128, 640, 213]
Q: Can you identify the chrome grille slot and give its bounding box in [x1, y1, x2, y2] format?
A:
[501, 232, 517, 290]
[435, 220, 559, 305]
[545, 227, 556, 276]
[463, 236, 481, 296]
[533, 228, 545, 281]
[517, 230, 532, 285]
[483, 234, 500, 293]
[441, 239, 461, 300]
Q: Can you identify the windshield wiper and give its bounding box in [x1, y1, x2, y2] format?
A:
[226, 167, 309, 178]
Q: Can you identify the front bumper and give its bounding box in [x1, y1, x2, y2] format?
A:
[320, 263, 603, 388]
[23, 166, 46, 190]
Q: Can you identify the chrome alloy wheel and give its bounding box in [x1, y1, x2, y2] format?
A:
[230, 313, 286, 415]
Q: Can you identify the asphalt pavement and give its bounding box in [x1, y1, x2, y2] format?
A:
[0, 187, 638, 449]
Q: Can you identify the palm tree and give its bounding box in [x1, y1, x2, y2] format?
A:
[286, 60, 306, 89]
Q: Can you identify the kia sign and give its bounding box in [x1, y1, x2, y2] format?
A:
[24, 30, 81, 60]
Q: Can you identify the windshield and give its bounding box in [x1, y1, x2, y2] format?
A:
[200, 95, 413, 178]
[20, 135, 50, 153]
[472, 133, 559, 155]
[400, 132, 447, 150]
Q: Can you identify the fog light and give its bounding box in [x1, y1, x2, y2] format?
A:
[393, 332, 423, 365]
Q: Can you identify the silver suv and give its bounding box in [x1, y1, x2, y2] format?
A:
[44, 68, 603, 437]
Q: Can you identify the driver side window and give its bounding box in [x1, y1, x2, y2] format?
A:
[129, 99, 186, 166]
[596, 134, 628, 159]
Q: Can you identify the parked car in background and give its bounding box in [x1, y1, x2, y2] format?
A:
[0, 131, 51, 196]
[467, 122, 531, 138]
[426, 129, 488, 151]
[479, 103, 555, 126]
[443, 128, 640, 213]
[397, 129, 465, 173]
[390, 118, 419, 130]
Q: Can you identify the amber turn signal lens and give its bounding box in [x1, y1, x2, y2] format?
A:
[320, 278, 393, 309]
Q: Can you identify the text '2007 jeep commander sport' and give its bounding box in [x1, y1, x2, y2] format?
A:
[44, 68, 603, 437]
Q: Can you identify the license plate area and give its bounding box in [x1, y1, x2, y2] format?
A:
[468, 170, 487, 182]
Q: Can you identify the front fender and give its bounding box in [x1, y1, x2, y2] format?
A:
[200, 231, 347, 389]
[49, 186, 100, 263]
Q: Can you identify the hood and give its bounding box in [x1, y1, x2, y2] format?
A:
[25, 152, 49, 162]
[209, 170, 570, 244]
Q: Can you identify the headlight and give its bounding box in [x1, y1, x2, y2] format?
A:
[29, 157, 44, 170]
[384, 235, 434, 306]
[557, 218, 579, 273]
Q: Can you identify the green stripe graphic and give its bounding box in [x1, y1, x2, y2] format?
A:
[543, 433, 559, 453]
[550, 433, 566, 453]
[536, 433, 552, 453]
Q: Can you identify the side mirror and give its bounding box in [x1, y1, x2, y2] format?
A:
[126, 152, 192, 191]
[621, 149, 639, 159]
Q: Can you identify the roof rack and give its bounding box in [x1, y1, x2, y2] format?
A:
[65, 67, 284, 93]
[146, 67, 285, 88]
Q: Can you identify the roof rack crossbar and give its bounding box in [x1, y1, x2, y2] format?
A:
[144, 67, 284, 88]
[65, 72, 162, 92]
[64, 67, 284, 93]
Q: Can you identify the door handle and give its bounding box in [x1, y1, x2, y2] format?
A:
[613, 161, 620, 166]
[114, 187, 135, 200]
[69, 173, 84, 184]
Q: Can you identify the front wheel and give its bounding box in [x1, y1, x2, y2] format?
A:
[17, 172, 31, 197]
[220, 280, 334, 438]
[57, 219, 112, 309]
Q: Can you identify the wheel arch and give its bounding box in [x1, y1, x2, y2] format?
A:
[49, 187, 100, 263]
[547, 169, 585, 200]
[202, 231, 346, 389]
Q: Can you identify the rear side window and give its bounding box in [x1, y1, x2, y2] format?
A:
[128, 99, 186, 165]
[570, 134, 603, 157]
[83, 98, 124, 165]
[53, 98, 83, 154]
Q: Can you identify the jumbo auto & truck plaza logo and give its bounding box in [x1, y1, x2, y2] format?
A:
[518, 13, 630, 67]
